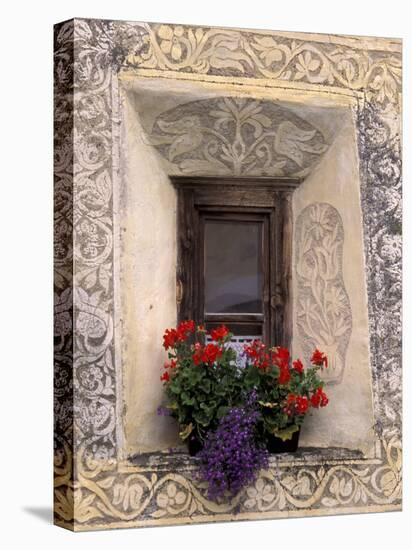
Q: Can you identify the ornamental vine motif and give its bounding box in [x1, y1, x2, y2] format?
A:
[150, 97, 328, 177]
[127, 23, 401, 105]
[54, 18, 402, 530]
[53, 434, 401, 526]
[295, 203, 352, 385]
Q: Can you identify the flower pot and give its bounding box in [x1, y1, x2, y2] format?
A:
[187, 435, 203, 456]
[266, 427, 300, 453]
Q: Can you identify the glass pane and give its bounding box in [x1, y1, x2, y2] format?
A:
[204, 220, 263, 314]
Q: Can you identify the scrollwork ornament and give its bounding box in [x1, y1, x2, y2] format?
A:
[54, 18, 401, 530]
[128, 24, 401, 105]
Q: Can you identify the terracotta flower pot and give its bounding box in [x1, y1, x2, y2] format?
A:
[266, 427, 300, 453]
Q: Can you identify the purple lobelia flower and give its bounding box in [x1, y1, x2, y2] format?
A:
[197, 391, 269, 501]
[157, 405, 172, 417]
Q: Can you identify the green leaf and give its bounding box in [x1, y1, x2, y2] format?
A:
[202, 379, 211, 394]
[215, 384, 228, 396]
[245, 366, 260, 386]
[179, 423, 193, 441]
[181, 391, 195, 406]
[216, 405, 229, 419]
[193, 410, 210, 427]
[271, 424, 300, 441]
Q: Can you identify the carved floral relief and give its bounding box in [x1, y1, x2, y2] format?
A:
[295, 203, 352, 385]
[129, 24, 401, 105]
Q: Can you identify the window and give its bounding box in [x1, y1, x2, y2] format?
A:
[172, 177, 300, 349]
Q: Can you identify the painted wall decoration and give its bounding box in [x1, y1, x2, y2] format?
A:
[54, 18, 402, 531]
[149, 97, 328, 177]
[295, 203, 352, 385]
[128, 24, 401, 105]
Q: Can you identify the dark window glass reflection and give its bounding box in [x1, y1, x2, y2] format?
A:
[204, 220, 263, 314]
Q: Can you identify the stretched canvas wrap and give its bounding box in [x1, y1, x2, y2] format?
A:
[53, 18, 402, 531]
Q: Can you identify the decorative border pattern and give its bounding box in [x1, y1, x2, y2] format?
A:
[54, 18, 402, 530]
[128, 24, 401, 104]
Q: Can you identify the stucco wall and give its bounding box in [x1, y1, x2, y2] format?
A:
[118, 79, 374, 456]
[292, 110, 375, 454]
[119, 89, 180, 454]
[54, 18, 402, 530]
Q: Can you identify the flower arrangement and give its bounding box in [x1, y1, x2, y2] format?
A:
[160, 321, 243, 448]
[242, 341, 329, 445]
[159, 320, 329, 500]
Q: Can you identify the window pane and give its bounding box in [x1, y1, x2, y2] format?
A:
[204, 220, 263, 314]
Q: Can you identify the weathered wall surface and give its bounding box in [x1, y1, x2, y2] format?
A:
[119, 79, 373, 456]
[54, 19, 401, 531]
[292, 111, 375, 454]
[119, 89, 179, 454]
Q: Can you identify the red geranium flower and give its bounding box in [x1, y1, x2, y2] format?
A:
[311, 349, 328, 368]
[163, 328, 178, 350]
[164, 359, 177, 370]
[160, 371, 170, 382]
[310, 387, 329, 408]
[176, 320, 195, 342]
[272, 346, 290, 368]
[244, 340, 264, 359]
[244, 340, 271, 369]
[296, 395, 309, 414]
[320, 391, 329, 407]
[285, 393, 309, 414]
[244, 340, 260, 361]
[209, 325, 230, 342]
[258, 353, 271, 370]
[163, 320, 196, 350]
[278, 364, 291, 384]
[192, 342, 203, 365]
[202, 343, 223, 365]
[292, 359, 304, 373]
[192, 342, 223, 366]
[179, 320, 195, 333]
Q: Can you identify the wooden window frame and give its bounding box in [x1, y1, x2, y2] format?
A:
[171, 176, 301, 349]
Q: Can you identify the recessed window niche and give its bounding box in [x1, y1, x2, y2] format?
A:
[115, 77, 374, 458]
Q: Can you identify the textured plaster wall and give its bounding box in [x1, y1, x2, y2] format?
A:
[292, 110, 375, 455]
[119, 89, 179, 454]
[54, 19, 401, 529]
[118, 78, 374, 456]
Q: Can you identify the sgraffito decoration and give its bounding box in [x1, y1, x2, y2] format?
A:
[150, 97, 328, 177]
[127, 24, 401, 104]
[54, 18, 402, 530]
[295, 203, 352, 385]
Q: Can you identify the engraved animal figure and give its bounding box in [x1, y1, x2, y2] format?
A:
[150, 98, 328, 177]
